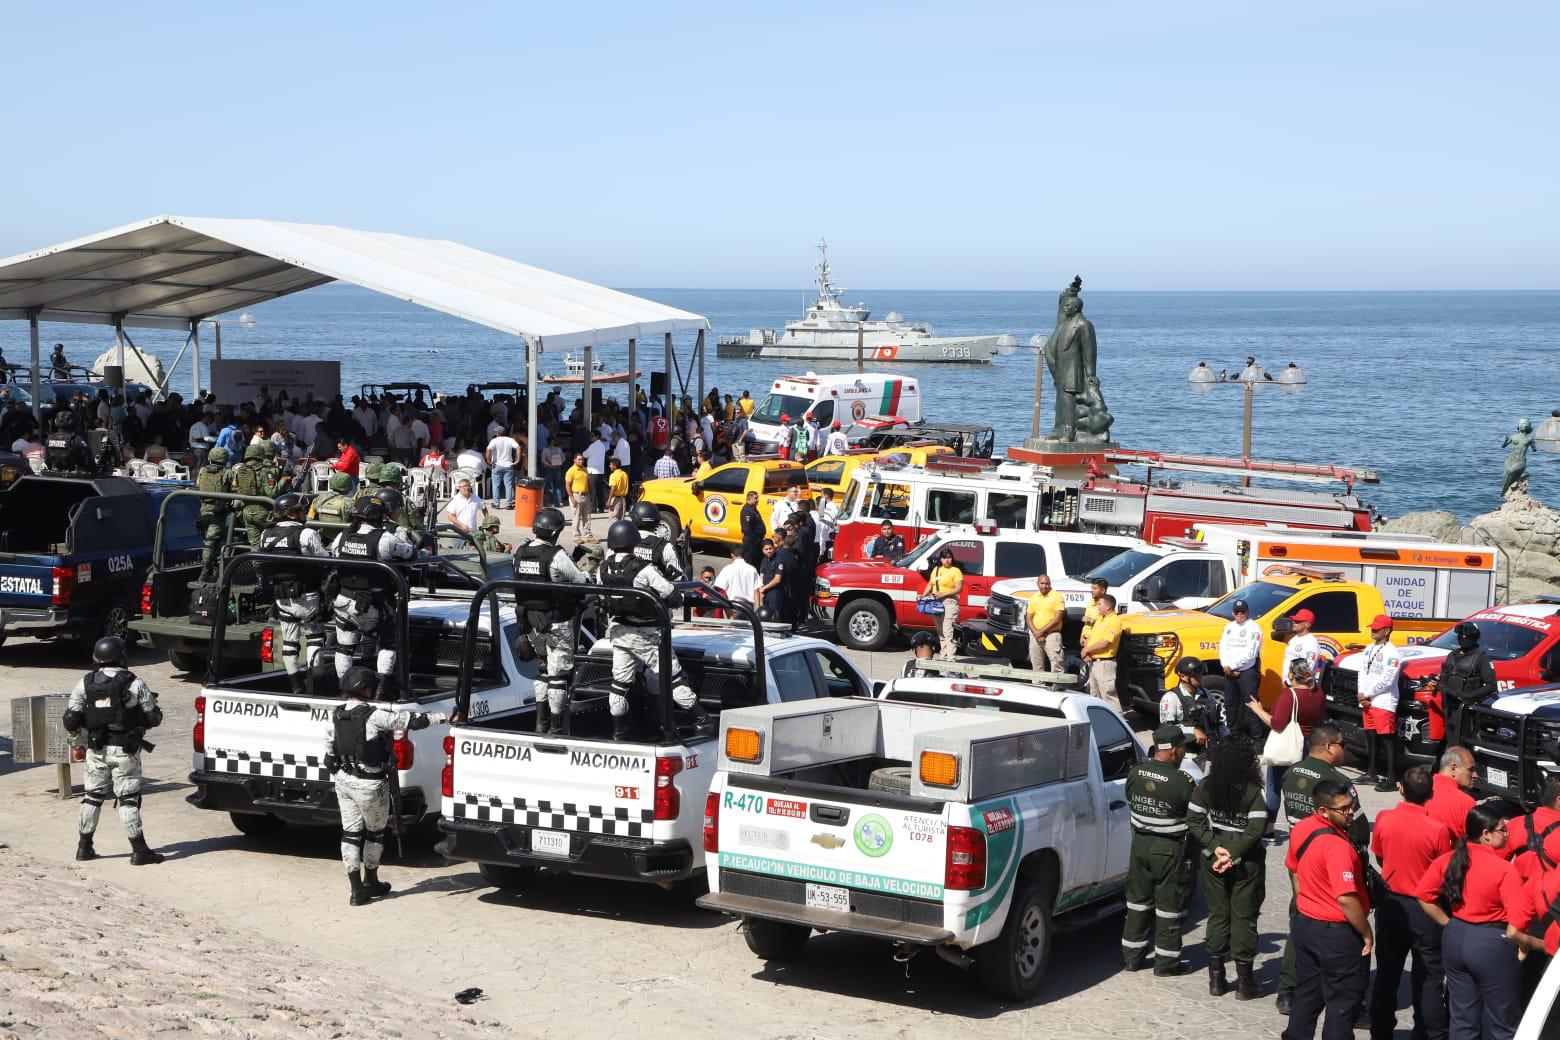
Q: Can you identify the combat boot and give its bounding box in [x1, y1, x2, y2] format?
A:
[75, 835, 97, 861]
[376, 672, 398, 702]
[1276, 989, 1293, 1015]
[1153, 960, 1184, 977]
[362, 868, 392, 899]
[612, 715, 632, 742]
[534, 700, 551, 734]
[685, 706, 716, 739]
[1207, 958, 1227, 997]
[129, 836, 164, 866]
[1235, 961, 1260, 1001]
[551, 698, 570, 737]
[349, 872, 372, 906]
[289, 672, 307, 697]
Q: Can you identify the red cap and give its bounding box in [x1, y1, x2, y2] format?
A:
[832, 421, 840, 429]
[1370, 614, 1393, 631]
[780, 414, 790, 422]
[1291, 608, 1314, 624]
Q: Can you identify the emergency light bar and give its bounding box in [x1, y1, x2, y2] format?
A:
[1264, 564, 1345, 582]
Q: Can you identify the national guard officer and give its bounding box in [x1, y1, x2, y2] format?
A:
[597, 519, 712, 742]
[1161, 657, 1222, 754]
[62, 636, 165, 865]
[629, 500, 686, 580]
[328, 493, 416, 695]
[260, 492, 329, 695]
[1121, 725, 1196, 975]
[324, 667, 446, 905]
[195, 445, 233, 581]
[1188, 734, 1267, 999]
[44, 409, 94, 474]
[1433, 620, 1498, 749]
[513, 507, 584, 734]
[310, 470, 354, 526]
[232, 443, 272, 549]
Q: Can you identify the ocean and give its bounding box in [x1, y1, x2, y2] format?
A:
[86, 286, 1560, 522]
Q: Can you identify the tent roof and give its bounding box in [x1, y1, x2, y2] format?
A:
[0, 215, 706, 350]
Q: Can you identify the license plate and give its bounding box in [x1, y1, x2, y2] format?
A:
[1486, 766, 1510, 789]
[531, 829, 570, 856]
[805, 883, 850, 913]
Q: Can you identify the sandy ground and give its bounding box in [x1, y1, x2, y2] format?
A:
[0, 506, 1412, 1039]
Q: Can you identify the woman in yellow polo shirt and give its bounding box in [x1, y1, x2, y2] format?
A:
[924, 547, 964, 662]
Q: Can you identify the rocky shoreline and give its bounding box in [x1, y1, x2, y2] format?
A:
[1381, 482, 1560, 603]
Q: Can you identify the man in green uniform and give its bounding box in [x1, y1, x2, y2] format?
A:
[1122, 725, 1196, 975]
[195, 446, 233, 582]
[1277, 720, 1368, 1015]
[311, 471, 354, 526]
[474, 515, 508, 553]
[353, 464, 384, 512]
[1188, 735, 1267, 1000]
[261, 441, 292, 497]
[375, 464, 422, 537]
[232, 443, 272, 550]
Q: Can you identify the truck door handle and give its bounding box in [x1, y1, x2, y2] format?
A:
[810, 805, 849, 825]
[278, 702, 311, 711]
[533, 743, 568, 754]
[1109, 800, 1126, 811]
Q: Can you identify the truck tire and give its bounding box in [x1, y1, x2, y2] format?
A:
[479, 862, 538, 891]
[974, 878, 1053, 1002]
[168, 650, 204, 673]
[229, 812, 286, 838]
[656, 508, 680, 541]
[99, 588, 141, 648]
[742, 916, 811, 960]
[837, 598, 893, 652]
[867, 766, 913, 796]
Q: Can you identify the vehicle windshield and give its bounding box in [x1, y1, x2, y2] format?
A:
[896, 535, 944, 570]
[1428, 619, 1549, 661]
[1204, 581, 1294, 620]
[751, 392, 810, 426]
[0, 384, 33, 406]
[1085, 548, 1165, 587]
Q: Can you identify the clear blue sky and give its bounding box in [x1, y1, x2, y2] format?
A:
[2, 2, 1554, 290]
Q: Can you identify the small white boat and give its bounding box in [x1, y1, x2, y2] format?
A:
[541, 353, 640, 384]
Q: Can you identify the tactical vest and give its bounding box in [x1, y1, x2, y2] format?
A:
[313, 492, 347, 523]
[632, 533, 679, 580]
[600, 554, 658, 624]
[261, 463, 284, 497]
[195, 464, 226, 499]
[514, 541, 563, 615]
[332, 702, 389, 774]
[45, 432, 73, 471]
[1440, 649, 1491, 702]
[81, 669, 143, 750]
[261, 523, 308, 592]
[232, 461, 261, 497]
[335, 528, 382, 593]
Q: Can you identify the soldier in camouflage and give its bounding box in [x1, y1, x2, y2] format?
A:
[261, 440, 293, 497]
[232, 443, 272, 550]
[195, 446, 233, 582]
[1121, 725, 1196, 975]
[310, 470, 354, 526]
[474, 516, 509, 553]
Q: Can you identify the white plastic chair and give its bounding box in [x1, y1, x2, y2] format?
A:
[27, 455, 45, 474]
[159, 458, 190, 481]
[310, 461, 333, 492]
[129, 460, 163, 481]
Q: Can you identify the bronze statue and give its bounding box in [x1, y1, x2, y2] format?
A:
[1043, 277, 1112, 442]
[1502, 418, 1536, 498]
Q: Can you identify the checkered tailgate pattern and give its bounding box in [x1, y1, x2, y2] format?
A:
[205, 748, 330, 783]
[453, 794, 654, 838]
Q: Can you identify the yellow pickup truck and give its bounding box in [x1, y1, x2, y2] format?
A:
[802, 444, 953, 498]
[636, 459, 812, 544]
[1117, 569, 1453, 717]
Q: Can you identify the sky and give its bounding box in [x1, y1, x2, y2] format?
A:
[1, 2, 1555, 290]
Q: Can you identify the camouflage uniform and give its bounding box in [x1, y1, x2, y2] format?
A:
[310, 471, 355, 526]
[474, 519, 508, 553]
[232, 445, 272, 550]
[64, 666, 162, 845]
[194, 447, 232, 581]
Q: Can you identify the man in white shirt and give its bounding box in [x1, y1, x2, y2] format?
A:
[610, 432, 630, 470]
[813, 487, 839, 560]
[1280, 608, 1324, 686]
[1217, 598, 1263, 739]
[352, 399, 377, 438]
[1355, 614, 1404, 791]
[713, 544, 761, 607]
[803, 416, 820, 460]
[770, 486, 800, 534]
[187, 409, 215, 449]
[298, 409, 323, 457]
[583, 433, 610, 511]
[824, 421, 850, 456]
[455, 443, 487, 477]
[486, 428, 521, 509]
[408, 413, 430, 458]
[444, 478, 488, 533]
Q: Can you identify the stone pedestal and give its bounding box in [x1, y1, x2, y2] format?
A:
[1008, 438, 1120, 478]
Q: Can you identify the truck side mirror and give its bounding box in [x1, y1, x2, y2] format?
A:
[1271, 617, 1296, 638]
[1141, 576, 1168, 603]
[690, 480, 705, 493]
[1542, 652, 1560, 683]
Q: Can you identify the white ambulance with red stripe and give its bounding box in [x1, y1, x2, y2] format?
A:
[745, 373, 920, 454]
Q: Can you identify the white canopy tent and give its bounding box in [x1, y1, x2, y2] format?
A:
[0, 215, 710, 475]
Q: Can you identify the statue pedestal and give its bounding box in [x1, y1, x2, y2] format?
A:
[1008, 438, 1120, 479]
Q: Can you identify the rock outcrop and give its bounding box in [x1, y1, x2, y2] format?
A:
[1383, 482, 1560, 603]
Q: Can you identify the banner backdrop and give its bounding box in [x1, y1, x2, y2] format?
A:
[209, 359, 340, 406]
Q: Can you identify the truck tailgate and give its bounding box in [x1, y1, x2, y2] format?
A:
[447, 729, 660, 846]
[0, 558, 53, 610]
[714, 775, 948, 905]
[199, 689, 341, 784]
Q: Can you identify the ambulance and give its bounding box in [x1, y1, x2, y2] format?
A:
[745, 373, 921, 454]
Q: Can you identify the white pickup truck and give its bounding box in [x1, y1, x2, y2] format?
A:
[698, 660, 1198, 1001]
[437, 580, 874, 890]
[188, 558, 535, 837]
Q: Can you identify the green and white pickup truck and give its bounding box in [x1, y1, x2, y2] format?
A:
[697, 683, 1139, 1001]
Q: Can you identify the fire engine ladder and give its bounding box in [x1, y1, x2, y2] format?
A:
[1102, 448, 1380, 488]
[1460, 523, 1511, 604]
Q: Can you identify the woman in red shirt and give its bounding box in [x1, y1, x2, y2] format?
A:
[1414, 804, 1533, 1040]
[1264, 659, 1328, 834]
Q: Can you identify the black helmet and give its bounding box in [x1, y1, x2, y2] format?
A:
[607, 519, 639, 552]
[1175, 657, 1207, 678]
[376, 487, 405, 516]
[1231, 599, 1250, 614]
[531, 507, 566, 541]
[340, 665, 378, 695]
[273, 492, 307, 519]
[910, 631, 939, 650]
[92, 635, 126, 665]
[53, 409, 78, 432]
[354, 494, 388, 523]
[1454, 621, 1481, 648]
[630, 500, 660, 530]
[756, 607, 776, 622]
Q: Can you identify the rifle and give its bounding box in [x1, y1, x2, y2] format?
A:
[386, 736, 405, 859]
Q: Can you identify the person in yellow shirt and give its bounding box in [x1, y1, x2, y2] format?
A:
[1081, 594, 1123, 712]
[565, 453, 593, 540]
[923, 547, 964, 662]
[723, 395, 736, 421]
[1080, 577, 1109, 647]
[693, 450, 713, 480]
[738, 390, 755, 418]
[1025, 573, 1067, 673]
[606, 458, 630, 521]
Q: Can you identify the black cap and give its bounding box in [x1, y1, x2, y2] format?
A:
[1232, 599, 1250, 614]
[340, 666, 378, 694]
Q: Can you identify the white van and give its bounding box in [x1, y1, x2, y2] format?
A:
[746, 372, 921, 453]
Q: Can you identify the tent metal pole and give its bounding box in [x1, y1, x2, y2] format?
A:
[214, 321, 222, 360]
[28, 311, 42, 425]
[664, 332, 674, 425]
[191, 321, 202, 399]
[696, 329, 705, 409]
[627, 337, 636, 412]
[115, 318, 125, 372]
[583, 343, 593, 433]
[525, 335, 539, 480]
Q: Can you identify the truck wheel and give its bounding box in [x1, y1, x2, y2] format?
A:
[656, 508, 680, 541]
[99, 589, 140, 647]
[867, 766, 913, 795]
[974, 878, 1053, 1002]
[479, 862, 538, 891]
[229, 812, 286, 838]
[168, 650, 204, 673]
[837, 599, 893, 652]
[742, 917, 811, 960]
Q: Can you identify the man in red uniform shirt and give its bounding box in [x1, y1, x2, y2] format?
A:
[1369, 765, 1452, 1040]
[1426, 746, 1476, 839]
[1508, 776, 1560, 883]
[331, 436, 361, 483]
[1283, 779, 1373, 1040]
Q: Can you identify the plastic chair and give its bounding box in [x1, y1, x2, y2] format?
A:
[310, 461, 333, 492]
[160, 458, 190, 481]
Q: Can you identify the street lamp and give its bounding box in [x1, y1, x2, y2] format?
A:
[1186, 358, 1308, 483]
